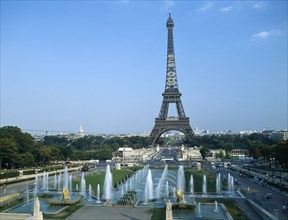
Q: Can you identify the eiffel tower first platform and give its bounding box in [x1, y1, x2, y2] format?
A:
[149, 12, 194, 145]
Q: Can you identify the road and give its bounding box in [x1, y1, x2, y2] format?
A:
[209, 166, 288, 220]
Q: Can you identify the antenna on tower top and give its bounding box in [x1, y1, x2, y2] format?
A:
[169, 8, 171, 18]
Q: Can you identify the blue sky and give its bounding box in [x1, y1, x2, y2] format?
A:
[1, 1, 287, 134]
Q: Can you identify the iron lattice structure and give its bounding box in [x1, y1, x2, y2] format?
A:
[149, 13, 194, 145]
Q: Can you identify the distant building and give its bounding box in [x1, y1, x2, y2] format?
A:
[181, 148, 202, 161]
[267, 130, 288, 141]
[118, 147, 133, 157]
[206, 149, 226, 161]
[78, 125, 85, 137]
[230, 149, 249, 159]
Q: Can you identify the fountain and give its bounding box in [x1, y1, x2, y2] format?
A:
[34, 175, 38, 199]
[45, 172, 49, 192]
[53, 174, 57, 190]
[176, 166, 185, 192]
[214, 201, 219, 212]
[189, 174, 194, 196]
[173, 187, 176, 198]
[227, 173, 235, 195]
[96, 184, 101, 203]
[63, 166, 69, 190]
[103, 165, 113, 200]
[69, 175, 72, 193]
[202, 175, 207, 196]
[57, 173, 61, 192]
[88, 184, 92, 201]
[144, 169, 153, 202]
[197, 202, 202, 217]
[80, 172, 86, 196]
[26, 184, 29, 205]
[216, 173, 221, 196]
[166, 181, 169, 198]
[42, 172, 46, 189]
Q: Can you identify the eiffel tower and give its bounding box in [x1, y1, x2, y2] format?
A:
[149, 12, 194, 145]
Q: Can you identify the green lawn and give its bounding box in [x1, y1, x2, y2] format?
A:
[151, 208, 166, 220]
[43, 205, 83, 219]
[196, 198, 249, 220]
[184, 168, 218, 193]
[0, 198, 24, 212]
[73, 168, 135, 194]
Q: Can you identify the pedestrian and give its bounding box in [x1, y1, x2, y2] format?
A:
[283, 204, 286, 212]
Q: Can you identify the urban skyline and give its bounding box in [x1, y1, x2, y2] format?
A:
[1, 1, 287, 134]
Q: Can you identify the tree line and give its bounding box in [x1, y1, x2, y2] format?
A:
[0, 126, 287, 169]
[0, 126, 148, 169]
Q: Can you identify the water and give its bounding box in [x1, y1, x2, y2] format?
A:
[88, 184, 92, 201]
[53, 174, 57, 190]
[34, 175, 38, 199]
[63, 166, 69, 190]
[80, 173, 86, 197]
[42, 172, 46, 189]
[69, 175, 72, 193]
[214, 201, 219, 212]
[45, 172, 49, 192]
[189, 174, 194, 196]
[216, 173, 221, 196]
[57, 173, 61, 192]
[166, 181, 169, 198]
[227, 173, 234, 195]
[144, 169, 154, 202]
[103, 165, 113, 200]
[96, 184, 101, 203]
[173, 187, 176, 198]
[197, 202, 202, 217]
[26, 184, 29, 205]
[176, 166, 185, 191]
[202, 175, 207, 196]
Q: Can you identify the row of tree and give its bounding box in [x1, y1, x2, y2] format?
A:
[0, 126, 148, 169]
[0, 126, 287, 169]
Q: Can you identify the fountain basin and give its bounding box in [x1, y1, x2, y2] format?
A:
[47, 195, 82, 205]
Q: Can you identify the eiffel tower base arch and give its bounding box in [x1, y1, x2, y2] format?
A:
[149, 118, 194, 146]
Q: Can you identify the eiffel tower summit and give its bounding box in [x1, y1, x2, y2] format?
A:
[149, 12, 194, 146]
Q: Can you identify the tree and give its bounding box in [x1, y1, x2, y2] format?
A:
[275, 140, 288, 169]
[200, 147, 206, 159]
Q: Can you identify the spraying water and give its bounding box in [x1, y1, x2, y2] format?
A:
[189, 174, 194, 196]
[42, 172, 46, 189]
[103, 165, 113, 200]
[34, 175, 38, 199]
[202, 175, 207, 196]
[177, 165, 185, 192]
[197, 202, 202, 217]
[26, 183, 29, 205]
[63, 166, 69, 190]
[166, 181, 169, 198]
[57, 173, 61, 192]
[144, 169, 154, 202]
[80, 172, 86, 197]
[54, 174, 57, 190]
[69, 175, 72, 193]
[214, 201, 219, 212]
[88, 184, 92, 201]
[96, 184, 101, 203]
[216, 173, 221, 196]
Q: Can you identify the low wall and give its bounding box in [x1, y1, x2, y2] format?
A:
[0, 193, 20, 203]
[0, 213, 32, 220]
